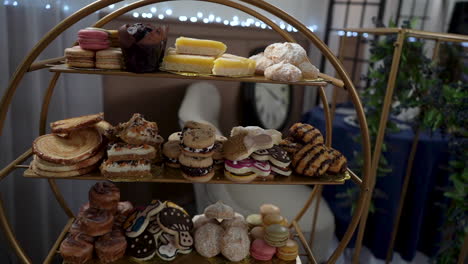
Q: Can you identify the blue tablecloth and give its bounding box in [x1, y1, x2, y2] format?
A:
[302, 107, 450, 261]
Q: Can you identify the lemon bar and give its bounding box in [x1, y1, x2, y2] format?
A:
[175, 37, 227, 56]
[161, 48, 215, 74]
[212, 54, 256, 76]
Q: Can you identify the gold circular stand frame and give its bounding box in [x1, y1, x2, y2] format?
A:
[0, 1, 372, 263]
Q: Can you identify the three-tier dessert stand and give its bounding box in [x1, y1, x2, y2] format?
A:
[0, 0, 372, 263]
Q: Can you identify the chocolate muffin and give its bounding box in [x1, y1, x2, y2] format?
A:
[119, 23, 168, 73]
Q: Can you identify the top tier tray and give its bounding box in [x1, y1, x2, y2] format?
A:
[49, 64, 332, 87]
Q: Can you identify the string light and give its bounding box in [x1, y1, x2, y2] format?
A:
[150, 7, 156, 13]
[165, 9, 172, 15]
[147, 13, 153, 18]
[233, 16, 239, 21]
[142, 13, 147, 18]
[363, 33, 369, 38]
[255, 21, 260, 27]
[346, 31, 352, 37]
[12, 0, 17, 6]
[45, 3, 51, 9]
[190, 17, 197, 22]
[63, 5, 69, 11]
[133, 12, 139, 18]
[108, 4, 114, 9]
[158, 14, 164, 19]
[208, 14, 215, 21]
[261, 24, 267, 29]
[338, 30, 345, 36]
[3, 1, 9, 6]
[280, 23, 286, 30]
[179, 16, 187, 21]
[197, 12, 203, 18]
[223, 20, 229, 25]
[215, 17, 221, 23]
[203, 18, 209, 23]
[286, 25, 293, 32]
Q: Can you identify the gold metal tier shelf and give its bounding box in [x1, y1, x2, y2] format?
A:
[49, 64, 331, 87]
[45, 219, 304, 264]
[24, 167, 350, 185]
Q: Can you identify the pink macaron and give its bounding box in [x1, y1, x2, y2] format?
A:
[250, 239, 276, 261]
[78, 28, 110, 51]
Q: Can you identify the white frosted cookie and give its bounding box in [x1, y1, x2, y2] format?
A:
[264, 62, 302, 82]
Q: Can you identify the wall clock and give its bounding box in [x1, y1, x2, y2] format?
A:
[241, 81, 293, 130]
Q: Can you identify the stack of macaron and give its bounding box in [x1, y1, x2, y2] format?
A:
[65, 27, 123, 70]
[100, 113, 164, 179]
[246, 203, 299, 261]
[223, 126, 292, 182]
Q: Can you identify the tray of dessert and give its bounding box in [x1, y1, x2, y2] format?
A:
[50, 24, 328, 86]
[24, 113, 349, 185]
[56, 182, 302, 264]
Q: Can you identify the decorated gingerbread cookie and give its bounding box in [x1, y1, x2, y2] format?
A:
[127, 229, 157, 261]
[124, 200, 165, 238]
[156, 233, 192, 261]
[157, 207, 194, 249]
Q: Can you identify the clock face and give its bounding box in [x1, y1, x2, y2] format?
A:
[254, 83, 291, 129]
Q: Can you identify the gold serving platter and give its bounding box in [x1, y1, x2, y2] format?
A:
[49, 64, 329, 87]
[24, 167, 350, 185]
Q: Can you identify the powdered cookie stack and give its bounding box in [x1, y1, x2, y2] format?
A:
[31, 113, 105, 177]
[100, 113, 163, 179]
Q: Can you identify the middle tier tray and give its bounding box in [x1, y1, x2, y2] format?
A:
[49, 64, 330, 87]
[24, 167, 350, 185]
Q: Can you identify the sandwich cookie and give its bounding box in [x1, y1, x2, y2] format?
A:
[168, 131, 182, 142]
[225, 158, 271, 177]
[223, 133, 273, 161]
[246, 214, 263, 228]
[162, 141, 181, 168]
[179, 154, 214, 182]
[212, 141, 225, 170]
[250, 226, 265, 240]
[250, 239, 276, 261]
[182, 120, 217, 134]
[252, 145, 292, 177]
[264, 224, 289, 247]
[106, 142, 156, 162]
[64, 46, 95, 68]
[263, 214, 288, 227]
[260, 204, 281, 218]
[276, 239, 299, 261]
[78, 28, 110, 51]
[181, 128, 215, 158]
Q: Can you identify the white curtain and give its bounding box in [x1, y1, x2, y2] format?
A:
[0, 1, 102, 262]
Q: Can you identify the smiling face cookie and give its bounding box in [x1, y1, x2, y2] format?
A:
[157, 207, 194, 249]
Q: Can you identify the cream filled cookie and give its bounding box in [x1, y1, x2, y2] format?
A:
[179, 154, 214, 182]
[100, 159, 152, 179]
[181, 128, 216, 158]
[162, 141, 181, 168]
[106, 142, 156, 162]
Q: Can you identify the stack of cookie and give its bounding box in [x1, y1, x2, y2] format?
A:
[60, 182, 133, 264]
[178, 121, 217, 182]
[31, 113, 106, 177]
[123, 200, 194, 261]
[193, 201, 250, 262]
[280, 123, 347, 177]
[223, 126, 291, 182]
[100, 113, 164, 179]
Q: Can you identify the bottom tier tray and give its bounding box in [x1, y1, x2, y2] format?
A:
[24, 167, 350, 185]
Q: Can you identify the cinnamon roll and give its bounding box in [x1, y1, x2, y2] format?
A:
[88, 181, 120, 212]
[80, 207, 114, 236]
[95, 230, 127, 263]
[59, 233, 94, 264]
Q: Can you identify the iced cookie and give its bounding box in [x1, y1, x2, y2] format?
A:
[156, 233, 192, 261]
[127, 229, 157, 261]
[124, 200, 165, 238]
[157, 207, 194, 249]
